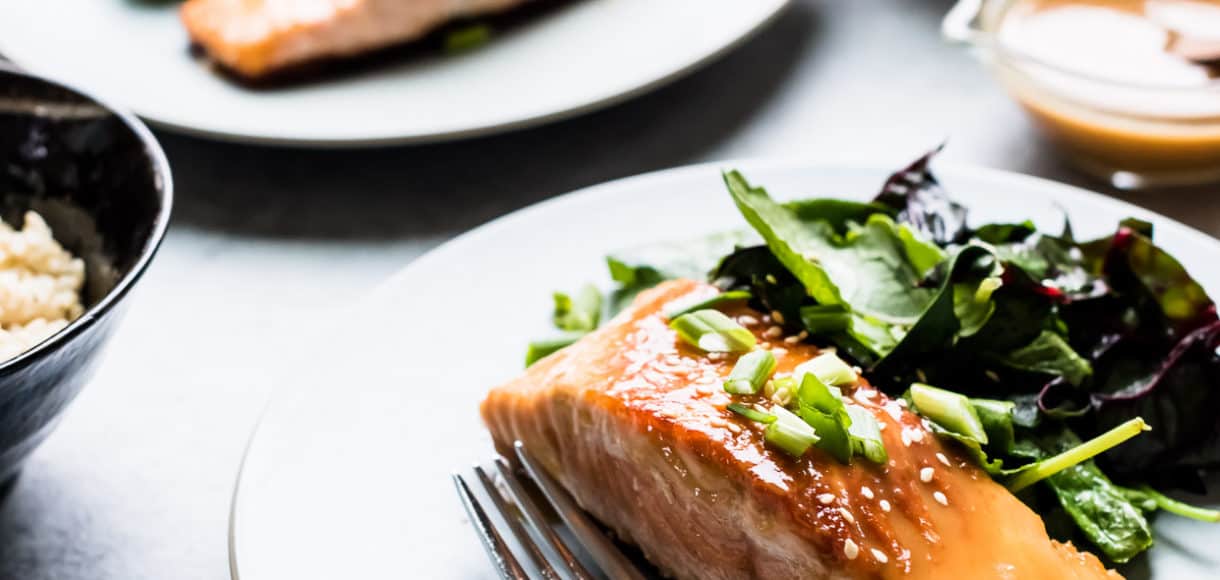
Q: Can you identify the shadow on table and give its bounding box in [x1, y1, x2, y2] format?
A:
[162, 2, 821, 242]
[0, 473, 66, 580]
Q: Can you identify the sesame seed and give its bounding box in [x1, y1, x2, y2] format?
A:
[838, 508, 855, 524]
[920, 467, 935, 483]
[844, 539, 859, 560]
[871, 548, 889, 564]
[764, 326, 783, 338]
[877, 421, 887, 431]
[770, 347, 788, 357]
[936, 452, 951, 467]
[908, 429, 925, 442]
[915, 368, 928, 383]
[879, 499, 892, 512]
[784, 335, 801, 344]
[900, 432, 912, 447]
[933, 491, 949, 506]
[985, 370, 1000, 382]
[818, 493, 836, 505]
[861, 486, 874, 499]
[771, 310, 786, 324]
[739, 315, 759, 327]
[797, 330, 809, 340]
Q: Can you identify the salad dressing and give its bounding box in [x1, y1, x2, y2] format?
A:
[994, 0, 1220, 185]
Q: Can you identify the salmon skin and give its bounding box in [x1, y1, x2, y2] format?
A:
[482, 279, 1121, 580]
[181, 0, 528, 79]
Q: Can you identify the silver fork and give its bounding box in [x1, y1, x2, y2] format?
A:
[452, 441, 647, 580]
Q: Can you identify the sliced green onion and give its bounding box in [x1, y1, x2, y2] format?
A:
[909, 383, 989, 445]
[1120, 487, 1160, 513]
[797, 374, 853, 463]
[664, 290, 752, 319]
[846, 404, 888, 464]
[764, 376, 798, 406]
[524, 333, 584, 367]
[971, 398, 1016, 451]
[1007, 418, 1150, 492]
[793, 352, 857, 387]
[670, 309, 756, 352]
[552, 284, 602, 332]
[1133, 485, 1220, 522]
[798, 373, 843, 412]
[975, 276, 1003, 303]
[445, 23, 492, 53]
[727, 402, 777, 424]
[765, 406, 820, 457]
[724, 350, 777, 395]
[799, 303, 850, 334]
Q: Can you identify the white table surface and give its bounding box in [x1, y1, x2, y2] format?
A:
[1, 1, 1218, 578]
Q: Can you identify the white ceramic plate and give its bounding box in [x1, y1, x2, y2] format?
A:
[230, 160, 1220, 579]
[0, 0, 787, 146]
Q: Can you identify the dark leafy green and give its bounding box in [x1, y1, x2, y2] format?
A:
[783, 198, 893, 233]
[712, 245, 807, 331]
[724, 171, 934, 325]
[1000, 331, 1093, 387]
[872, 145, 969, 246]
[606, 230, 753, 315]
[1030, 431, 1154, 563]
[1087, 321, 1220, 490]
[871, 245, 998, 384]
[1047, 460, 1154, 563]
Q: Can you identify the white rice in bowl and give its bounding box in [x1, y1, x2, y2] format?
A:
[0, 211, 85, 362]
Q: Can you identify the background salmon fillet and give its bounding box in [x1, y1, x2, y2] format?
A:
[181, 0, 526, 78]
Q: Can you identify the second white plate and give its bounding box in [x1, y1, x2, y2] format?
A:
[0, 0, 787, 146]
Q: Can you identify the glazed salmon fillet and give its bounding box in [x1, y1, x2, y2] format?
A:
[481, 279, 1121, 579]
[180, 0, 526, 78]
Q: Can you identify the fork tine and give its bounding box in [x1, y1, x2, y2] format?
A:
[493, 458, 597, 580]
[452, 473, 530, 580]
[473, 464, 563, 580]
[514, 442, 647, 580]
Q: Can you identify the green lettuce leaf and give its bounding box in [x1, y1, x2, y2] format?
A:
[1001, 331, 1093, 387]
[605, 230, 753, 314]
[724, 170, 935, 325]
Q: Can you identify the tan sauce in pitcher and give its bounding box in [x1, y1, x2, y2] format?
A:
[995, 0, 1220, 185]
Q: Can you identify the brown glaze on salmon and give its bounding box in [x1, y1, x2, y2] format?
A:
[181, 0, 526, 78]
[481, 279, 1121, 579]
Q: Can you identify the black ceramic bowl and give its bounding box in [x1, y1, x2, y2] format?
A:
[0, 64, 171, 486]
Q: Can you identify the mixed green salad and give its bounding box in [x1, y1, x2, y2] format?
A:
[527, 149, 1220, 564]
